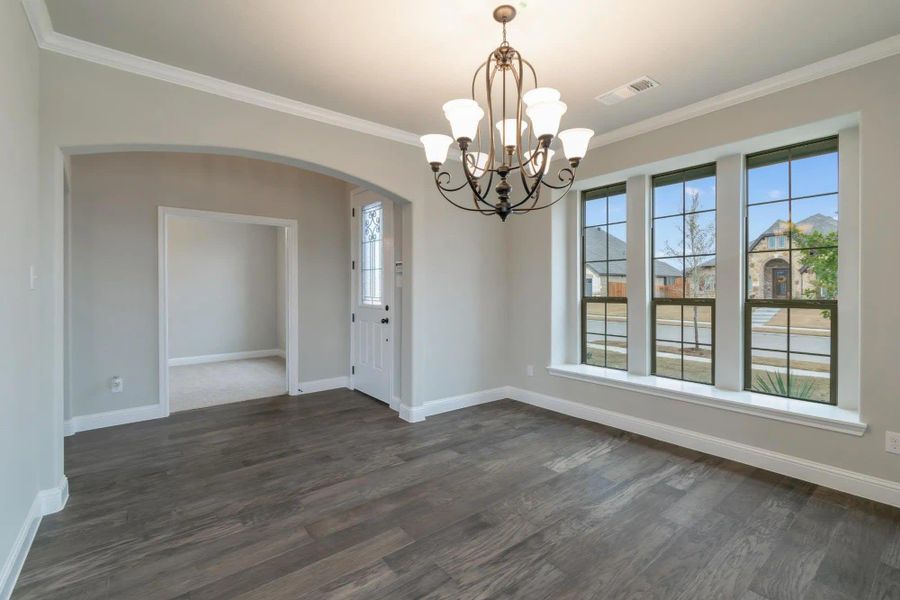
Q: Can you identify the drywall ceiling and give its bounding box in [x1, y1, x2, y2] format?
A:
[44, 0, 900, 139]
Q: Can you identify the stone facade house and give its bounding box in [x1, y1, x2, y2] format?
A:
[745, 213, 836, 299]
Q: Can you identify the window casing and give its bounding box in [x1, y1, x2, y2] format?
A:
[651, 164, 717, 384]
[581, 183, 628, 370]
[744, 137, 838, 404]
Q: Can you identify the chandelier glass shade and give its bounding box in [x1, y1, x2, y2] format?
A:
[420, 5, 594, 220]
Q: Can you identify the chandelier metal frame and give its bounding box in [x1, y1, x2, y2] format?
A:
[421, 5, 593, 221]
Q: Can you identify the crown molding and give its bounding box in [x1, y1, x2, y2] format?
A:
[20, 0, 422, 148]
[588, 33, 900, 150]
[22, 1, 900, 153]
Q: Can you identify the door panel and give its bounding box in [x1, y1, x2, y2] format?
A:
[773, 268, 789, 299]
[351, 192, 394, 403]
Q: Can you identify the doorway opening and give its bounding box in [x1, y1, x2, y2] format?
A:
[159, 207, 300, 413]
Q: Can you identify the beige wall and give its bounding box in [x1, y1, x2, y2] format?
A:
[68, 152, 349, 417]
[167, 218, 281, 358]
[416, 186, 509, 400]
[506, 54, 900, 484]
[0, 0, 47, 589]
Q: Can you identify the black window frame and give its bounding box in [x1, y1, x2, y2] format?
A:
[650, 163, 717, 384]
[744, 136, 839, 405]
[581, 182, 628, 371]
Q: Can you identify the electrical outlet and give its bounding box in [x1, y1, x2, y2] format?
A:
[111, 376, 123, 393]
[526, 365, 534, 377]
[887, 431, 900, 455]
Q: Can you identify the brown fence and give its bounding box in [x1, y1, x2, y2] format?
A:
[654, 278, 684, 299]
[609, 282, 627, 297]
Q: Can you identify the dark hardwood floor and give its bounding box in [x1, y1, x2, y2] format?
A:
[13, 389, 900, 599]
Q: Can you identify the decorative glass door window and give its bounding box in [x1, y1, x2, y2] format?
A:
[360, 202, 384, 306]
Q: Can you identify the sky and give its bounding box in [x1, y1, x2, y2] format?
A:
[583, 151, 838, 255]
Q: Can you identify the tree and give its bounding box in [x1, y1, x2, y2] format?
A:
[666, 190, 715, 349]
[791, 229, 838, 303]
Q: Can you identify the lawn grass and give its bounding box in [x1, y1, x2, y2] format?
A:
[765, 307, 832, 329]
[654, 354, 712, 384]
[588, 341, 831, 402]
[751, 355, 829, 373]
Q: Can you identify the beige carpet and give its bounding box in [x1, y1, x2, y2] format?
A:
[169, 356, 286, 412]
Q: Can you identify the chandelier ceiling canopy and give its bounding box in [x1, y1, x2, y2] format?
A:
[421, 5, 594, 221]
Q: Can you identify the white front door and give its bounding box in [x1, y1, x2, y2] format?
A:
[351, 191, 394, 403]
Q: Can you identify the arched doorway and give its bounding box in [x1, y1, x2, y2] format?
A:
[57, 145, 415, 436]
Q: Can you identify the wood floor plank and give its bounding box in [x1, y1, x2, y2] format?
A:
[233, 528, 413, 600]
[748, 487, 848, 600]
[11, 390, 900, 600]
[810, 497, 897, 599]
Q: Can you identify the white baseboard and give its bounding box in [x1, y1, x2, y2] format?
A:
[168, 348, 284, 367]
[507, 386, 900, 509]
[299, 376, 349, 394]
[0, 477, 68, 600]
[0, 496, 40, 600]
[398, 403, 423, 423]
[65, 375, 345, 436]
[65, 403, 167, 436]
[37, 477, 69, 515]
[399, 387, 509, 423]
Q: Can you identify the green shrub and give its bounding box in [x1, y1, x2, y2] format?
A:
[753, 370, 813, 399]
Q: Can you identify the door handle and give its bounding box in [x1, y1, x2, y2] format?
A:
[381, 318, 389, 324]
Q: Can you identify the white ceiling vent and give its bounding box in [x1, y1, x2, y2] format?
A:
[596, 76, 660, 106]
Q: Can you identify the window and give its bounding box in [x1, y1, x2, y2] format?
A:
[651, 164, 716, 383]
[768, 235, 788, 249]
[582, 183, 627, 370]
[745, 137, 838, 404]
[360, 201, 384, 305]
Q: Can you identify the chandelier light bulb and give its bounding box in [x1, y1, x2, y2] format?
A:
[495, 119, 527, 148]
[442, 99, 484, 142]
[522, 87, 561, 107]
[523, 149, 555, 176]
[526, 100, 567, 138]
[466, 151, 490, 178]
[557, 128, 595, 160]
[420, 134, 454, 166]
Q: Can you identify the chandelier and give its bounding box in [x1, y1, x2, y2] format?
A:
[420, 5, 594, 221]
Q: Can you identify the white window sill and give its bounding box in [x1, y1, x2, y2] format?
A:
[546, 364, 866, 436]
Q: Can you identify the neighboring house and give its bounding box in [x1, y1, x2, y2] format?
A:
[619, 212, 838, 299]
[745, 213, 837, 299]
[584, 227, 681, 296]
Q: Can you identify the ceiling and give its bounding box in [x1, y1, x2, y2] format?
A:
[44, 0, 900, 140]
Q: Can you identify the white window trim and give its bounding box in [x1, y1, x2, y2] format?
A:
[561, 120, 862, 430]
[547, 363, 866, 436]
